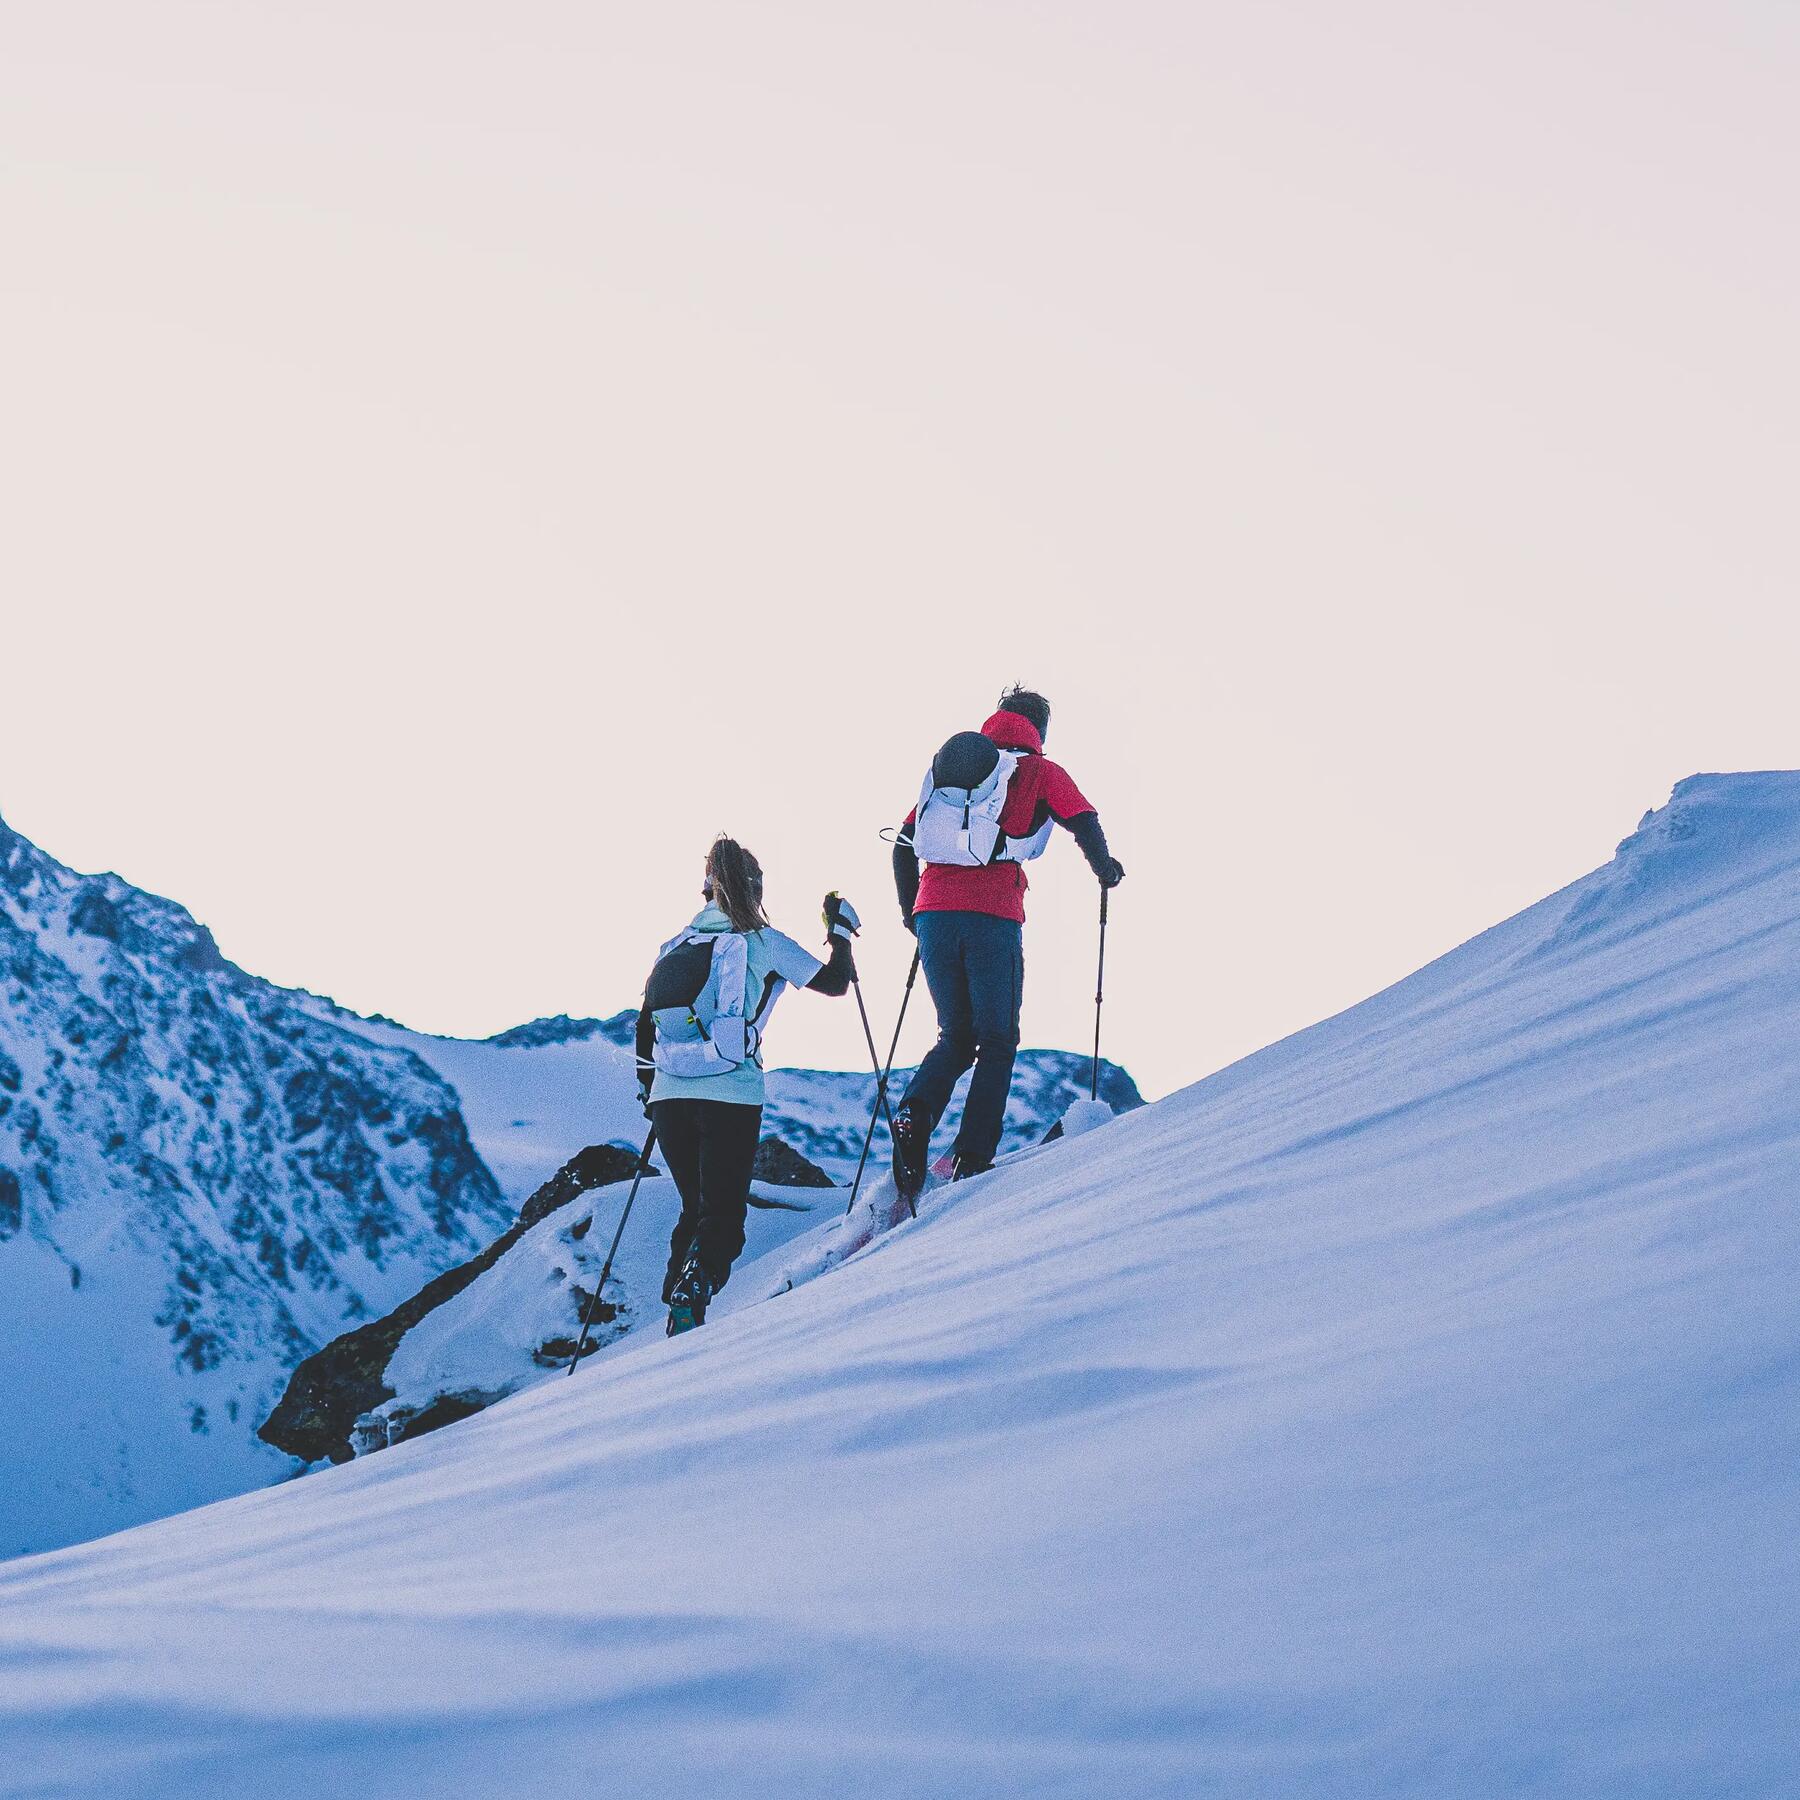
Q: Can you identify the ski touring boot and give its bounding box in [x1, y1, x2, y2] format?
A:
[891, 1103, 930, 1205]
[666, 1252, 712, 1337]
[950, 1151, 993, 1181]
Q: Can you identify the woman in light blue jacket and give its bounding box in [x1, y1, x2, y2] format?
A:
[634, 836, 859, 1333]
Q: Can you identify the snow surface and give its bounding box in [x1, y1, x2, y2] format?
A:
[4, 774, 1799, 1795]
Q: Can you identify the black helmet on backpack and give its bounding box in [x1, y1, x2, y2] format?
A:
[909, 723, 1055, 869]
[931, 730, 1002, 791]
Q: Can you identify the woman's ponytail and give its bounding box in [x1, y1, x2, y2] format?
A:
[706, 836, 770, 934]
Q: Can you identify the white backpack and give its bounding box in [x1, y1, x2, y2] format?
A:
[645, 928, 761, 1078]
[907, 732, 1055, 868]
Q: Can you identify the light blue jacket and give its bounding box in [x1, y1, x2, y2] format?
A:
[646, 907, 824, 1107]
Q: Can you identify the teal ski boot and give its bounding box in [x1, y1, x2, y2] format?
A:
[666, 1252, 712, 1337]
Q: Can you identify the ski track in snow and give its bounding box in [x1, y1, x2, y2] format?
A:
[3, 775, 1800, 1794]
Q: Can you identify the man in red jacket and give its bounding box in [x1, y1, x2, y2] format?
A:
[890, 686, 1124, 1197]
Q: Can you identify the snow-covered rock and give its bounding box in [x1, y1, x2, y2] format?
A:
[1046, 1095, 1115, 1140]
[261, 1133, 841, 1464]
[2, 774, 1795, 1794]
[256, 1141, 649, 1465]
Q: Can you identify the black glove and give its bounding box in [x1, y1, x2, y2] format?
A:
[902, 910, 917, 937]
[823, 892, 861, 940]
[1067, 811, 1123, 892]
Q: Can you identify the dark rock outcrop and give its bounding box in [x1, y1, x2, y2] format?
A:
[259, 1139, 648, 1464]
[751, 1136, 835, 1189]
[518, 1141, 647, 1227]
[258, 1129, 838, 1462]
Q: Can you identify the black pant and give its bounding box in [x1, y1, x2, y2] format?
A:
[652, 1098, 762, 1298]
[901, 911, 1024, 1168]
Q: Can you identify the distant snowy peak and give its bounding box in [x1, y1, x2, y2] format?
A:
[0, 811, 230, 981]
[0, 810, 510, 1554]
[482, 1011, 637, 1050]
[0, 818, 505, 1288]
[765, 1051, 1142, 1180]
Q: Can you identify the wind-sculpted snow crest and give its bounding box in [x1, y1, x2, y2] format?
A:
[1538, 770, 1800, 954]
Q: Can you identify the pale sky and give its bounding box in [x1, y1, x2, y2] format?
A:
[3, 1, 1796, 1100]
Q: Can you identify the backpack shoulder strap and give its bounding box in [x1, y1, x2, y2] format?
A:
[707, 930, 749, 1019]
[748, 966, 782, 1027]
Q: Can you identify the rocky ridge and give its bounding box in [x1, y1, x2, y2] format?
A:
[0, 810, 509, 1553]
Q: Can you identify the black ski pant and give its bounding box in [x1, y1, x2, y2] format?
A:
[652, 1097, 762, 1299]
[900, 910, 1023, 1168]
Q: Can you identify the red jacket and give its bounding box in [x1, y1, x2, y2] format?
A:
[898, 710, 1098, 923]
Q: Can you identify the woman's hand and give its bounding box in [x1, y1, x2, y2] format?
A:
[823, 892, 861, 940]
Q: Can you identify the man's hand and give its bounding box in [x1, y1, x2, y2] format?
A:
[824, 892, 861, 940]
[1067, 811, 1123, 892]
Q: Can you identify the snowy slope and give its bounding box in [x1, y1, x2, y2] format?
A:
[4, 773, 1797, 1796]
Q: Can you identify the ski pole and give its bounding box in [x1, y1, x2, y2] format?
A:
[565, 1124, 657, 1375]
[845, 947, 921, 1219]
[847, 965, 915, 1219]
[1090, 887, 1110, 1102]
